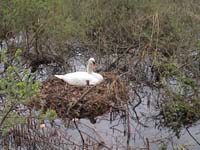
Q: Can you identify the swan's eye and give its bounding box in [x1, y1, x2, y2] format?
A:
[92, 61, 96, 65]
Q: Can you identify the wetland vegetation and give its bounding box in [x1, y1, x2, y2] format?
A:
[0, 0, 200, 149]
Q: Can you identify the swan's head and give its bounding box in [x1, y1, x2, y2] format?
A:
[87, 58, 96, 73]
[88, 58, 95, 64]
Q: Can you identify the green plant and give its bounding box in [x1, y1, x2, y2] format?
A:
[0, 49, 40, 134]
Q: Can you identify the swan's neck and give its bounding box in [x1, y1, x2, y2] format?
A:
[87, 64, 93, 74]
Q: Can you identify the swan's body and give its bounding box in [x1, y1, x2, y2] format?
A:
[55, 72, 103, 86]
[54, 58, 103, 86]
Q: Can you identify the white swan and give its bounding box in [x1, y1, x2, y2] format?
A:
[54, 58, 103, 86]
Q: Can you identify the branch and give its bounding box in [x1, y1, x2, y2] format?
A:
[131, 89, 148, 127]
[78, 85, 97, 101]
[74, 120, 85, 150]
[132, 89, 142, 121]
[0, 103, 15, 127]
[186, 127, 200, 146]
[126, 103, 131, 149]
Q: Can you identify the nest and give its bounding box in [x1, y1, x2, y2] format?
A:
[29, 72, 128, 119]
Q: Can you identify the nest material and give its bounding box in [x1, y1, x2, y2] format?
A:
[29, 72, 128, 119]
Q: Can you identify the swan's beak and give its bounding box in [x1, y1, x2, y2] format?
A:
[93, 64, 96, 69]
[93, 62, 96, 68]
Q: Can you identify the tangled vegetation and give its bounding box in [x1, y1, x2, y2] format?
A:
[0, 0, 200, 149]
[159, 95, 200, 138]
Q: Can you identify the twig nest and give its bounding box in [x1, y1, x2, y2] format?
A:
[29, 72, 128, 119]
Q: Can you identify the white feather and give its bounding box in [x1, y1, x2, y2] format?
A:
[54, 58, 103, 86]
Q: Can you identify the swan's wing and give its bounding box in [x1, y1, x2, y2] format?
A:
[62, 72, 99, 86]
[92, 72, 104, 83]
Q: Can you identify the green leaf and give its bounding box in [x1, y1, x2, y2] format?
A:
[14, 49, 23, 58]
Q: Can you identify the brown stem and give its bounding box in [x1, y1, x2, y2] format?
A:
[67, 85, 97, 115]
[126, 103, 130, 150]
[186, 127, 200, 146]
[0, 104, 15, 127]
[74, 120, 85, 150]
